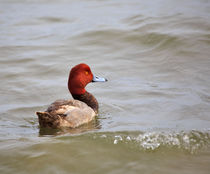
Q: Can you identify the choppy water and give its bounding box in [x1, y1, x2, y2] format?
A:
[1, 0, 210, 173]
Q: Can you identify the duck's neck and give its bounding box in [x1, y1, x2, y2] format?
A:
[72, 91, 99, 113]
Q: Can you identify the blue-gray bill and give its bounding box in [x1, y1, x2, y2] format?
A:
[92, 75, 108, 82]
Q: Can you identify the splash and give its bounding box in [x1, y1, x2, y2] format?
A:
[97, 130, 210, 153]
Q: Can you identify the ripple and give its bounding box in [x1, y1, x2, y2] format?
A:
[15, 16, 71, 26]
[38, 17, 70, 23]
[71, 28, 182, 53]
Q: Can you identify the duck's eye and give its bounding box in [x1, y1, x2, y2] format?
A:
[85, 71, 89, 75]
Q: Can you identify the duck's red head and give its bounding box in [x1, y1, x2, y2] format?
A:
[68, 63, 107, 95]
[68, 63, 93, 95]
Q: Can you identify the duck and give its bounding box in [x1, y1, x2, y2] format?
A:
[36, 63, 107, 129]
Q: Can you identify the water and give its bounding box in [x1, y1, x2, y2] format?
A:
[0, 0, 210, 173]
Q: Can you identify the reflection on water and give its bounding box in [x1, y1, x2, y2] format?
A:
[39, 118, 101, 136]
[0, 0, 210, 173]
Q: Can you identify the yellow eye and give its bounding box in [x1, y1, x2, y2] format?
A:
[85, 71, 89, 75]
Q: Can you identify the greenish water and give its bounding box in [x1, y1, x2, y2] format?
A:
[0, 0, 210, 173]
[1, 131, 210, 174]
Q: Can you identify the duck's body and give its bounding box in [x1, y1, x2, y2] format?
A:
[36, 63, 107, 129]
[37, 98, 95, 128]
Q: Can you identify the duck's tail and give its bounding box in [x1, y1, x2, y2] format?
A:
[36, 111, 60, 128]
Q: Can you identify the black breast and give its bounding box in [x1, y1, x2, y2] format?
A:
[72, 91, 99, 113]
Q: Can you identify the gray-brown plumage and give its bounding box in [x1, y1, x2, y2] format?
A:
[36, 99, 95, 128]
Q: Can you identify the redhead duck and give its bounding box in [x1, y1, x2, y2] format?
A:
[36, 63, 107, 129]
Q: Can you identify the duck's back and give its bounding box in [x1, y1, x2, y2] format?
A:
[36, 99, 95, 128]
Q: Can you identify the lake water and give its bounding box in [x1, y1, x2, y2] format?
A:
[0, 0, 210, 173]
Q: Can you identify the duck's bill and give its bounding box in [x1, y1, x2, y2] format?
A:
[92, 75, 108, 82]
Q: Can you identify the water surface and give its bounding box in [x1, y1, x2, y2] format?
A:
[0, 0, 210, 173]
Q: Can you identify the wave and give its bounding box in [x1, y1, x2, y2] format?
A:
[90, 130, 210, 154]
